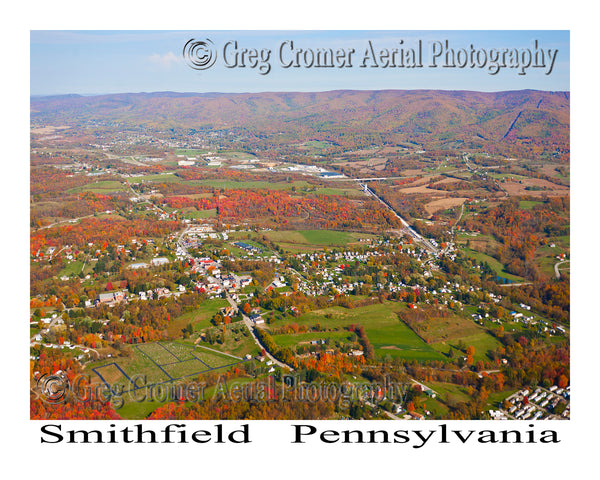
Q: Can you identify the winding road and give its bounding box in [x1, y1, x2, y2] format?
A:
[554, 260, 569, 279]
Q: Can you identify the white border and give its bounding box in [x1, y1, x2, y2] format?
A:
[5, 0, 597, 477]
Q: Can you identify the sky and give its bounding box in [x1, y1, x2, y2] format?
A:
[30, 30, 569, 95]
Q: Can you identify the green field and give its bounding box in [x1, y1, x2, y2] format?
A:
[275, 301, 502, 362]
[196, 327, 260, 358]
[463, 248, 524, 282]
[88, 340, 249, 419]
[309, 187, 362, 197]
[58, 259, 85, 277]
[488, 173, 527, 180]
[181, 207, 217, 219]
[368, 322, 446, 361]
[128, 173, 180, 184]
[271, 330, 352, 349]
[430, 331, 502, 362]
[220, 151, 258, 160]
[426, 381, 473, 404]
[283, 302, 445, 361]
[167, 298, 230, 337]
[264, 229, 378, 249]
[519, 200, 543, 210]
[552, 235, 570, 249]
[68, 180, 127, 193]
[298, 140, 334, 153]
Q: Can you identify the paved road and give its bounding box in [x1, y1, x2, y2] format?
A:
[360, 183, 438, 254]
[554, 260, 569, 279]
[174, 222, 292, 371]
[225, 295, 293, 371]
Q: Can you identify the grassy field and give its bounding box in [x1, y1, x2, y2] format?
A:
[426, 381, 473, 405]
[298, 140, 334, 153]
[368, 322, 446, 361]
[308, 187, 362, 197]
[278, 301, 502, 363]
[88, 340, 250, 419]
[180, 207, 217, 219]
[540, 257, 566, 278]
[284, 302, 446, 361]
[68, 180, 127, 194]
[167, 298, 230, 337]
[430, 331, 502, 362]
[58, 259, 85, 277]
[519, 200, 543, 210]
[264, 229, 378, 249]
[397, 308, 502, 362]
[553, 235, 570, 249]
[220, 151, 257, 160]
[128, 173, 180, 184]
[463, 248, 524, 282]
[271, 330, 352, 349]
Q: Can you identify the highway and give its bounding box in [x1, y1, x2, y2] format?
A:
[359, 182, 438, 254]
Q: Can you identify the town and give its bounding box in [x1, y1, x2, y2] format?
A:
[30, 89, 570, 421]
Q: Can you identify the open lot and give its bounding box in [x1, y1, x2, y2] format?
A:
[264, 229, 379, 250]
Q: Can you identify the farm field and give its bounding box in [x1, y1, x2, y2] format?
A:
[264, 229, 378, 249]
[519, 200, 543, 210]
[280, 302, 446, 361]
[174, 149, 211, 156]
[368, 322, 446, 361]
[398, 309, 502, 362]
[424, 197, 467, 216]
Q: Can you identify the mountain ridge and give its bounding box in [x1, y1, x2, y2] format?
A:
[30, 89, 569, 159]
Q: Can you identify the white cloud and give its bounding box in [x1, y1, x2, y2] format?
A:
[148, 51, 180, 69]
